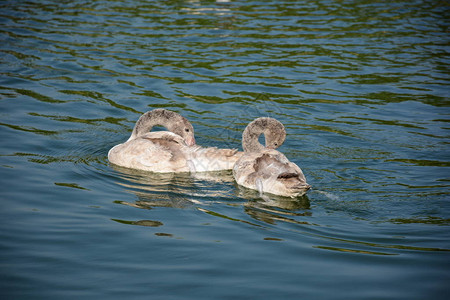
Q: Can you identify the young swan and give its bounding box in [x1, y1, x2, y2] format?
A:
[108, 109, 243, 173]
[108, 109, 196, 173]
[233, 117, 310, 197]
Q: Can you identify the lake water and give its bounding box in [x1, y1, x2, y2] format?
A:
[1, 0, 449, 299]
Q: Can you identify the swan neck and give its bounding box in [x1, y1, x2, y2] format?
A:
[128, 110, 175, 141]
[242, 121, 266, 152]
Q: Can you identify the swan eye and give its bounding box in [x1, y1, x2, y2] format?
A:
[185, 128, 190, 132]
[274, 143, 278, 146]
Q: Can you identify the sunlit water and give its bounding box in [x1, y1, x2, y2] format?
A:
[1, 0, 449, 299]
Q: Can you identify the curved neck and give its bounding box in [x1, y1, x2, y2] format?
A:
[242, 117, 286, 152]
[242, 118, 269, 152]
[127, 109, 179, 141]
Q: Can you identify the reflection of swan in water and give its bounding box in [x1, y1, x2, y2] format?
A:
[237, 186, 311, 210]
[111, 162, 312, 228]
[110, 163, 236, 210]
[235, 181, 312, 225]
[244, 197, 312, 226]
[243, 203, 311, 226]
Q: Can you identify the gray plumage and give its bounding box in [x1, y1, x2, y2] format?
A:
[233, 117, 310, 197]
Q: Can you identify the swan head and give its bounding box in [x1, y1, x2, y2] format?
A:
[264, 125, 286, 150]
[168, 114, 196, 146]
[242, 117, 286, 152]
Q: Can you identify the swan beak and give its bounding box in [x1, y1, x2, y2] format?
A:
[186, 136, 196, 146]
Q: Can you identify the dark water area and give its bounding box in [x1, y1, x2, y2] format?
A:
[1, 0, 449, 299]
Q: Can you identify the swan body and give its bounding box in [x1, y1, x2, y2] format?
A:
[185, 146, 243, 172]
[108, 109, 242, 173]
[233, 117, 310, 197]
[108, 131, 192, 172]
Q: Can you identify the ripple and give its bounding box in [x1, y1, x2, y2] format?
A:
[111, 219, 164, 227]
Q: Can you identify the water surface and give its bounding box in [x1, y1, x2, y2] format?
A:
[1, 0, 449, 299]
